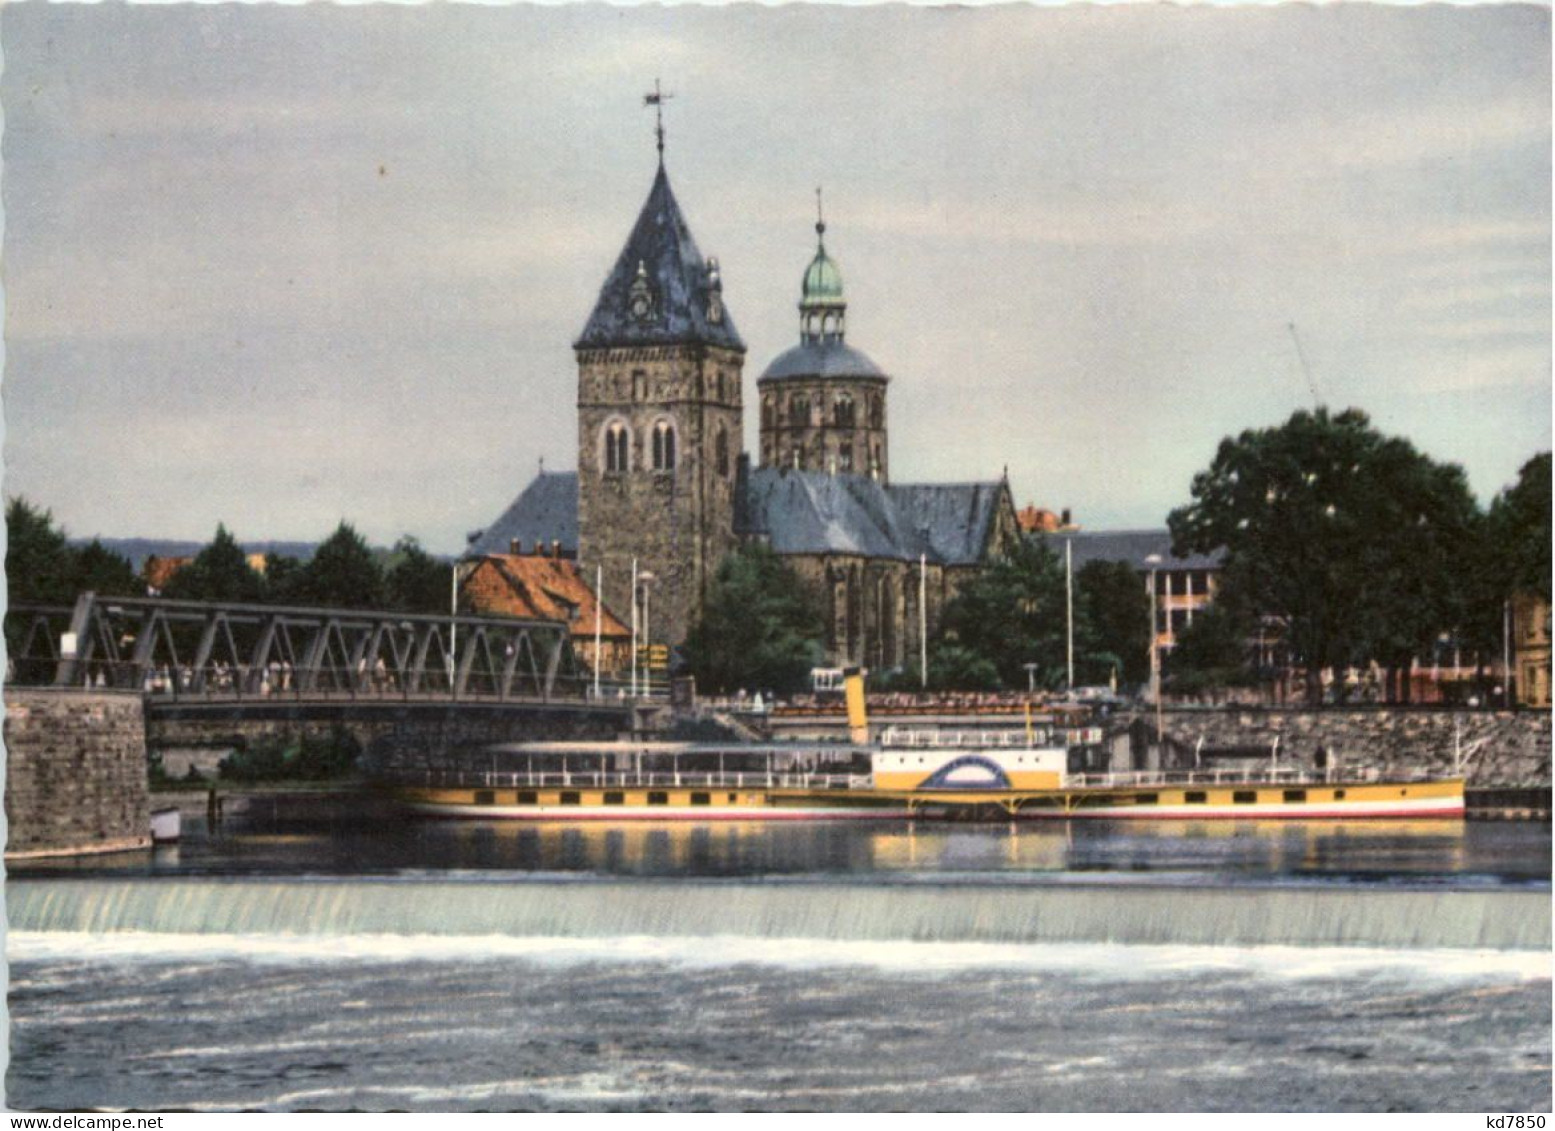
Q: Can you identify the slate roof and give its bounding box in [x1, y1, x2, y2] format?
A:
[478, 467, 1007, 570]
[468, 472, 579, 557]
[1049, 528, 1225, 572]
[890, 483, 1010, 567]
[575, 166, 745, 352]
[760, 340, 889, 382]
[737, 467, 1004, 566]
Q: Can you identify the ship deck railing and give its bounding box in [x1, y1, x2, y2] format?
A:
[878, 727, 1064, 749]
[404, 770, 873, 792]
[1062, 767, 1442, 789]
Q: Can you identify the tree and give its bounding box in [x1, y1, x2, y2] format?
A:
[1169, 408, 1484, 705]
[1073, 559, 1151, 687]
[683, 543, 824, 694]
[71, 539, 140, 597]
[6, 498, 81, 605]
[1164, 602, 1257, 697]
[163, 524, 265, 603]
[262, 553, 305, 605]
[933, 535, 1069, 690]
[384, 536, 451, 614]
[1488, 452, 1551, 598]
[292, 522, 385, 609]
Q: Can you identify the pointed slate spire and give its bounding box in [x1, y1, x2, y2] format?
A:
[575, 166, 745, 351]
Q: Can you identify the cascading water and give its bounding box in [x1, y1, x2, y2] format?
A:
[10, 877, 1550, 951]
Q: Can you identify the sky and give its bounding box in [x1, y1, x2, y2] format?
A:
[2, 3, 1549, 554]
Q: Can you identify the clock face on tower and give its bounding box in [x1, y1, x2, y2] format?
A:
[627, 260, 655, 324]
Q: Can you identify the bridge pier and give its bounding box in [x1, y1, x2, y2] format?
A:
[5, 688, 151, 858]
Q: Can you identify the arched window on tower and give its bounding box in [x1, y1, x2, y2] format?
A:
[715, 425, 730, 478]
[762, 395, 775, 430]
[651, 419, 677, 472]
[869, 394, 883, 429]
[632, 370, 648, 402]
[790, 395, 809, 429]
[834, 394, 855, 429]
[603, 421, 630, 474]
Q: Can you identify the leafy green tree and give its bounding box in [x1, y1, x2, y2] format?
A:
[71, 539, 141, 597]
[293, 522, 385, 609]
[1164, 602, 1257, 696]
[163, 524, 265, 603]
[262, 553, 305, 605]
[6, 497, 79, 605]
[933, 535, 1069, 690]
[385, 536, 452, 614]
[1073, 558, 1151, 687]
[1488, 452, 1551, 597]
[683, 543, 824, 694]
[1169, 408, 1484, 704]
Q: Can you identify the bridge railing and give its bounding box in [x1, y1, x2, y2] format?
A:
[402, 769, 870, 792]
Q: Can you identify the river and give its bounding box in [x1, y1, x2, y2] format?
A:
[7, 812, 1551, 1112]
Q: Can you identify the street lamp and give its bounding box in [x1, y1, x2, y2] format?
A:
[1144, 553, 1163, 747]
[1023, 662, 1039, 695]
[638, 570, 656, 699]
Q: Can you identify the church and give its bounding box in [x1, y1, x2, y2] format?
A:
[467, 147, 1019, 676]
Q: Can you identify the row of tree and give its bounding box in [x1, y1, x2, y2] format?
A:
[6, 499, 454, 615]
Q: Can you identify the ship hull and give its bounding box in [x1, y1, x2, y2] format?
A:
[392, 778, 1464, 822]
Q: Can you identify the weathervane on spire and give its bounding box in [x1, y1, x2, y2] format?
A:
[815, 185, 826, 242]
[644, 79, 674, 164]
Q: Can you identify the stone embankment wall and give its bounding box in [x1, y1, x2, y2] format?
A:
[145, 701, 633, 777]
[5, 688, 151, 857]
[1145, 708, 1551, 787]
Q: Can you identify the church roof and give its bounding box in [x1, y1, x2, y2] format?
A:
[575, 166, 745, 352]
[477, 467, 1006, 572]
[468, 471, 578, 557]
[760, 340, 889, 382]
[737, 467, 1004, 566]
[889, 482, 1012, 567]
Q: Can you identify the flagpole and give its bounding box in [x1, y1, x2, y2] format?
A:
[594, 564, 603, 700]
[631, 557, 639, 699]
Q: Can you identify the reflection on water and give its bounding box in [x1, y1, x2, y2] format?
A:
[18, 811, 1550, 886]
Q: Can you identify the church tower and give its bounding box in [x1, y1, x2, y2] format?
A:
[575, 156, 746, 649]
[757, 197, 890, 481]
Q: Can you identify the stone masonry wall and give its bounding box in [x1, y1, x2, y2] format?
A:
[5, 688, 150, 857]
[1142, 708, 1551, 787]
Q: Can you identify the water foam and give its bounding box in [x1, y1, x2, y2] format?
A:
[9, 929, 1550, 984]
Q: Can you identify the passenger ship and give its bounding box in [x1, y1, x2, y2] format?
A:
[390, 681, 1464, 822]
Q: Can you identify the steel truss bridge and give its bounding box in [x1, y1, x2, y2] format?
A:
[7, 592, 590, 704]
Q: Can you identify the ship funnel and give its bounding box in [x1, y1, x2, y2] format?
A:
[844, 667, 869, 745]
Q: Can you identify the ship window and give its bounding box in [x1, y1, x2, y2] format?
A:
[1233, 790, 1257, 804]
[1184, 791, 1207, 804]
[1283, 789, 1307, 803]
[475, 790, 495, 805]
[560, 790, 581, 805]
[1134, 793, 1159, 805]
[690, 792, 711, 806]
[517, 790, 538, 804]
[1334, 789, 1346, 800]
[727, 793, 738, 802]
[648, 791, 669, 805]
[604, 791, 625, 805]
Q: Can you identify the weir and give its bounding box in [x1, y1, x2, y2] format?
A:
[9, 879, 1550, 951]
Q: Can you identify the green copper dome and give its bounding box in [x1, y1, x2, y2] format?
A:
[802, 241, 844, 303]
